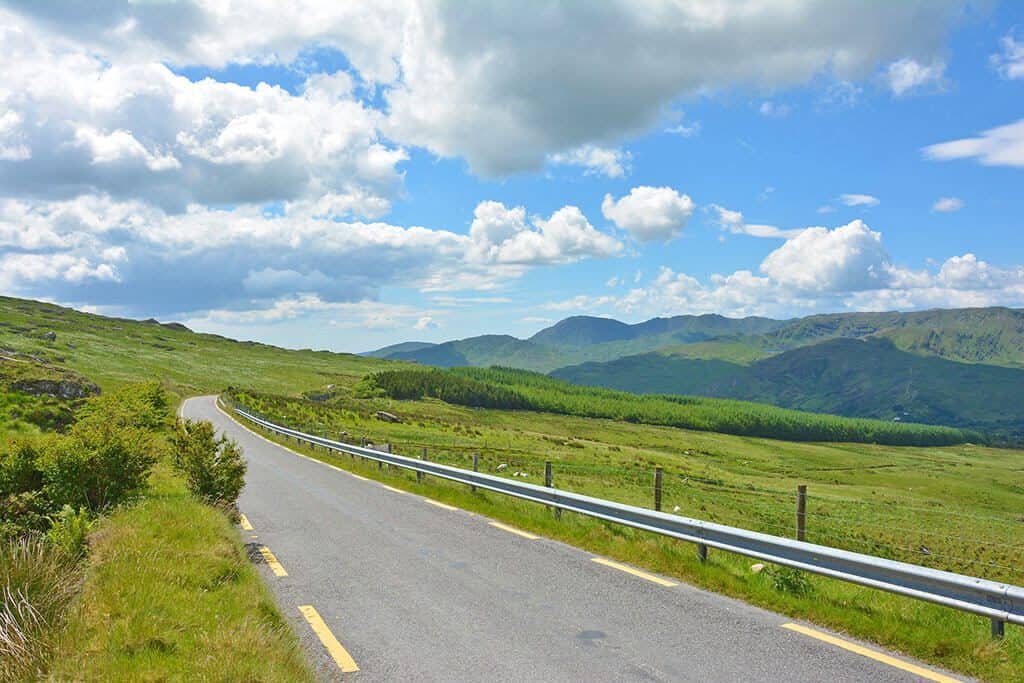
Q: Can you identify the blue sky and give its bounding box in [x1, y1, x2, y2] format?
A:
[1, 1, 1023, 352]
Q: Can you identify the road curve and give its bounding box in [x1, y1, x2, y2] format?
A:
[183, 395, 962, 683]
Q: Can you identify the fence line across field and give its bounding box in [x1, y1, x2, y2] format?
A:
[222, 399, 1023, 638]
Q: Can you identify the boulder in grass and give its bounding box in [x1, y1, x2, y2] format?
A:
[374, 410, 401, 423]
[750, 563, 765, 573]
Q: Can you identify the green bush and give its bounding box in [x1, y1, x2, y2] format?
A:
[40, 416, 156, 512]
[172, 419, 246, 509]
[46, 505, 95, 558]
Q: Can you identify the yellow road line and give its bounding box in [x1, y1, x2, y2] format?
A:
[591, 557, 678, 587]
[489, 521, 540, 540]
[423, 498, 458, 511]
[349, 472, 369, 481]
[379, 484, 409, 495]
[239, 514, 254, 531]
[780, 623, 960, 683]
[258, 546, 288, 577]
[298, 605, 359, 673]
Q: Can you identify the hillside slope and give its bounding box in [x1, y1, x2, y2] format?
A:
[552, 337, 1024, 440]
[0, 296, 390, 395]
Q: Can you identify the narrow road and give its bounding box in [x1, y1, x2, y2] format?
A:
[183, 395, 962, 683]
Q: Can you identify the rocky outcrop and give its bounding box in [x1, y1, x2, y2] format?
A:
[10, 378, 100, 399]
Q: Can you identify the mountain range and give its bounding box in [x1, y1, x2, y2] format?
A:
[365, 307, 1024, 441]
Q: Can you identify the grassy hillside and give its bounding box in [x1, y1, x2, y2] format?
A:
[0, 296, 390, 396]
[359, 366, 976, 446]
[552, 337, 1024, 441]
[762, 307, 1024, 367]
[529, 313, 784, 347]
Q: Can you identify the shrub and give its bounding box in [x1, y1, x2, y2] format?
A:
[40, 417, 156, 512]
[46, 506, 94, 558]
[172, 419, 246, 509]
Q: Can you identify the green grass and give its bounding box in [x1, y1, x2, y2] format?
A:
[0, 296, 390, 396]
[50, 461, 313, 681]
[229, 402, 1024, 682]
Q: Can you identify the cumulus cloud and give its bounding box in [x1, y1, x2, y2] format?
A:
[0, 195, 620, 318]
[709, 205, 804, 239]
[548, 145, 631, 178]
[468, 201, 622, 266]
[923, 119, 1024, 168]
[547, 224, 1024, 319]
[601, 187, 694, 243]
[993, 34, 1024, 80]
[379, 1, 963, 174]
[839, 193, 880, 207]
[932, 197, 964, 212]
[885, 58, 947, 96]
[0, 13, 405, 214]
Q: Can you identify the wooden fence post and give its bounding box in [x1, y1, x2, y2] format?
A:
[472, 452, 479, 492]
[545, 461, 560, 519]
[796, 484, 807, 542]
[654, 467, 663, 512]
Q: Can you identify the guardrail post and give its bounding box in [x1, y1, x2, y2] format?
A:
[796, 484, 807, 542]
[545, 461, 560, 519]
[418, 447, 425, 484]
[992, 619, 1005, 639]
[654, 467, 663, 512]
[698, 543, 708, 562]
[472, 452, 479, 492]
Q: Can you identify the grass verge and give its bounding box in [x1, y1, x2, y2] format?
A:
[237, 411, 1023, 683]
[49, 461, 313, 681]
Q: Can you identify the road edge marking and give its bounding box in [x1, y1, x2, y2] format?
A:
[489, 521, 540, 540]
[424, 498, 458, 511]
[258, 545, 288, 577]
[591, 557, 678, 587]
[780, 623, 960, 683]
[379, 483, 409, 495]
[298, 605, 359, 673]
[239, 514, 254, 531]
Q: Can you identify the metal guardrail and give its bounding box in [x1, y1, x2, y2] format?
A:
[227, 403, 1023, 634]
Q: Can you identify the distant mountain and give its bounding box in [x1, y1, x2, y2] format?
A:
[761, 307, 1024, 367]
[552, 337, 1024, 441]
[361, 341, 437, 358]
[529, 313, 784, 348]
[385, 335, 566, 372]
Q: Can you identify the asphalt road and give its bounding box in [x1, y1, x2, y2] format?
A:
[183, 395, 962, 683]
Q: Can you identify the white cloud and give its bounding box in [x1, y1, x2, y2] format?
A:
[468, 201, 622, 266]
[932, 197, 964, 213]
[993, 34, 1024, 80]
[601, 187, 694, 243]
[2, 2, 968, 178]
[605, 276, 622, 288]
[413, 316, 438, 331]
[885, 58, 946, 96]
[380, 1, 962, 174]
[709, 204, 804, 239]
[839, 193, 880, 207]
[548, 145, 631, 178]
[760, 220, 894, 292]
[923, 119, 1024, 168]
[546, 227, 1024, 319]
[0, 12, 405, 214]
